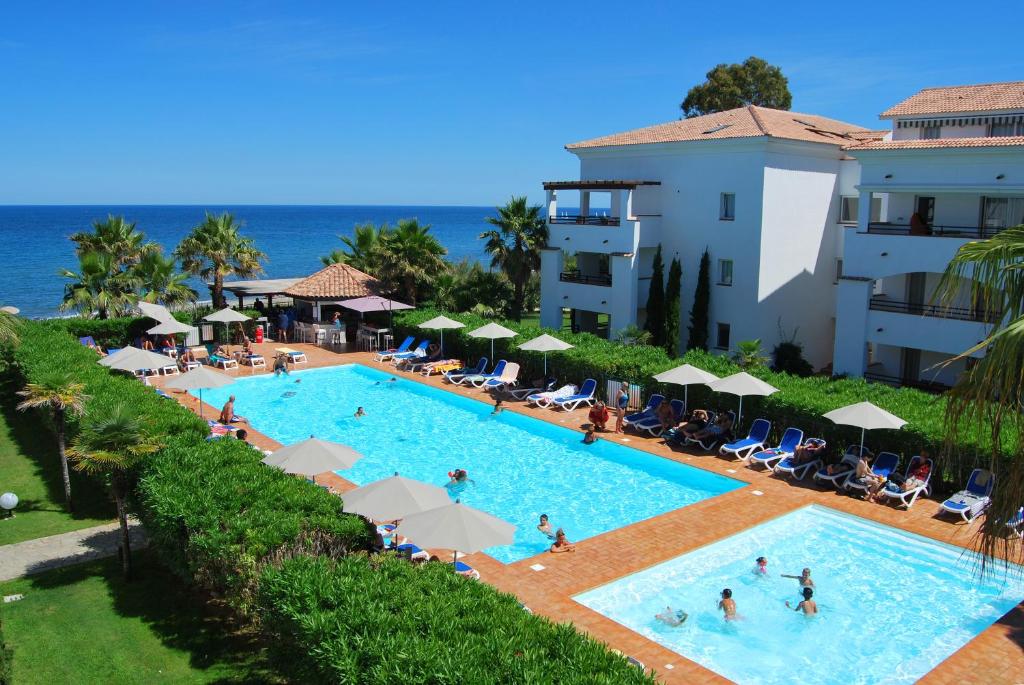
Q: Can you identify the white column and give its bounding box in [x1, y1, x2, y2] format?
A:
[546, 189, 557, 219]
[579, 191, 590, 218]
[608, 252, 639, 337]
[539, 248, 564, 330]
[833, 278, 873, 376]
[857, 189, 872, 233]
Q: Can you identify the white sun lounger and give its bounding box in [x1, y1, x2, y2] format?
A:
[482, 362, 519, 391]
[939, 469, 995, 522]
[522, 384, 576, 407]
[876, 456, 934, 508]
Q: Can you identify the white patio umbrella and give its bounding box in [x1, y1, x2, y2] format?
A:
[136, 301, 172, 322]
[822, 401, 907, 456]
[705, 371, 779, 427]
[395, 500, 516, 565]
[653, 363, 719, 409]
[467, 322, 517, 360]
[517, 334, 573, 376]
[341, 473, 451, 521]
[418, 315, 464, 353]
[204, 307, 251, 343]
[163, 366, 235, 419]
[99, 346, 177, 373]
[262, 437, 363, 484]
[147, 319, 193, 335]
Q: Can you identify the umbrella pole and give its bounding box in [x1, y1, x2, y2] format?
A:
[738, 396, 743, 428]
[860, 427, 866, 456]
[490, 338, 494, 361]
[543, 352, 547, 377]
[684, 385, 688, 412]
[453, 549, 458, 567]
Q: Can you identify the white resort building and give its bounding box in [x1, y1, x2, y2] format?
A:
[539, 81, 1024, 388]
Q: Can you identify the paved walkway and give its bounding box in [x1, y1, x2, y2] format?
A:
[0, 521, 147, 582]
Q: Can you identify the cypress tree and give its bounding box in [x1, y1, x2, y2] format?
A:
[664, 256, 682, 356]
[686, 248, 711, 351]
[643, 244, 666, 347]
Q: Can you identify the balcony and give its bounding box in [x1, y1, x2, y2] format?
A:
[560, 271, 612, 286]
[867, 222, 1005, 240]
[549, 215, 621, 226]
[869, 297, 1000, 324]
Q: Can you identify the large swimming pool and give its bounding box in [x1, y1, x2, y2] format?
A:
[196, 363, 741, 562]
[574, 505, 1024, 685]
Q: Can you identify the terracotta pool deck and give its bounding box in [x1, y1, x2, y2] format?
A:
[155, 342, 1024, 684]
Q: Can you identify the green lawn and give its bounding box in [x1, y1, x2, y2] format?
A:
[0, 403, 114, 546]
[0, 552, 282, 684]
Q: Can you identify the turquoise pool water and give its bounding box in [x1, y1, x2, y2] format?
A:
[574, 505, 1024, 685]
[195, 363, 741, 562]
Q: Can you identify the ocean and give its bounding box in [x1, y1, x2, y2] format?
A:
[0, 205, 498, 318]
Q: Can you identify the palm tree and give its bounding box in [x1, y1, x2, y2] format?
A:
[70, 215, 157, 267]
[133, 252, 198, 307]
[0, 309, 20, 344]
[58, 251, 139, 319]
[68, 404, 159, 579]
[17, 373, 90, 512]
[374, 219, 447, 305]
[480, 197, 549, 321]
[174, 212, 266, 308]
[321, 222, 389, 273]
[933, 225, 1024, 564]
[320, 249, 346, 266]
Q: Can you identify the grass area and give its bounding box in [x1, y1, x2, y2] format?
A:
[0, 402, 114, 546]
[0, 551, 282, 685]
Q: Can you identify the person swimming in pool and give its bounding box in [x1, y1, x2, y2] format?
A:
[781, 567, 815, 588]
[754, 556, 768, 575]
[354, 407, 366, 419]
[655, 607, 689, 626]
[273, 353, 289, 376]
[786, 587, 818, 616]
[492, 399, 504, 415]
[537, 514, 554, 538]
[446, 469, 474, 488]
[374, 377, 398, 385]
[582, 427, 598, 444]
[549, 528, 575, 553]
[718, 588, 737, 620]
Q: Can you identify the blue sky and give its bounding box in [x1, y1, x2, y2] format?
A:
[2, 2, 1022, 206]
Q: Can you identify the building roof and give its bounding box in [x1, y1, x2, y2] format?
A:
[222, 278, 304, 297]
[881, 81, 1024, 118]
[565, 106, 879, 150]
[283, 263, 380, 301]
[844, 135, 1024, 151]
[542, 180, 661, 190]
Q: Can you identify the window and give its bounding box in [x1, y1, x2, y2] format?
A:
[920, 126, 941, 140]
[834, 258, 843, 284]
[720, 193, 735, 220]
[988, 122, 1023, 137]
[839, 196, 858, 224]
[715, 323, 731, 350]
[717, 259, 733, 286]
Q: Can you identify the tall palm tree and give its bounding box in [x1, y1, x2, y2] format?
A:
[17, 373, 90, 512]
[933, 224, 1024, 565]
[133, 251, 198, 307]
[321, 222, 389, 273]
[480, 196, 549, 321]
[374, 219, 447, 305]
[68, 405, 159, 580]
[174, 212, 266, 308]
[70, 215, 157, 267]
[58, 251, 139, 319]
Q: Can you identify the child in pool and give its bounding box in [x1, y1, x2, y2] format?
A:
[786, 587, 818, 616]
[781, 567, 815, 588]
[583, 427, 598, 444]
[354, 407, 366, 418]
[537, 514, 554, 538]
[754, 556, 768, 575]
[718, 588, 737, 620]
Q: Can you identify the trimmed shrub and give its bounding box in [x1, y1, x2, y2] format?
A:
[258, 554, 652, 684]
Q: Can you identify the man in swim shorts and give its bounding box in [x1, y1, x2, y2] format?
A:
[219, 396, 246, 424]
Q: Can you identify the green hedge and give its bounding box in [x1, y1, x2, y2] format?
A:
[51, 308, 264, 349]
[393, 309, 1001, 488]
[9, 321, 653, 683]
[259, 554, 651, 684]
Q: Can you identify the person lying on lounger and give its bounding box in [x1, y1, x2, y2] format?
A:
[781, 567, 814, 588]
[678, 410, 710, 440]
[786, 587, 818, 616]
[853, 453, 885, 500]
[793, 439, 827, 465]
[885, 454, 931, 494]
[690, 412, 733, 442]
[655, 607, 689, 626]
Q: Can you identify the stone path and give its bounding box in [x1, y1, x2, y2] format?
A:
[0, 521, 147, 582]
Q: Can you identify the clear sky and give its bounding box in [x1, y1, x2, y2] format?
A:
[2, 2, 1022, 206]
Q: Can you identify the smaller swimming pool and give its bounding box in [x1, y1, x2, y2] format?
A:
[574, 505, 1024, 685]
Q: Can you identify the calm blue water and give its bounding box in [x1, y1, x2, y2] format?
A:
[574, 505, 1024, 685]
[0, 204, 496, 318]
[194, 363, 741, 563]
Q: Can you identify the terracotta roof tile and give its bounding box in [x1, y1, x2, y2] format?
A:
[844, 135, 1024, 151]
[283, 262, 380, 300]
[566, 106, 876, 150]
[881, 81, 1024, 118]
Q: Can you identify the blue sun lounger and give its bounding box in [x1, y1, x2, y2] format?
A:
[373, 336, 414, 362]
[623, 394, 664, 427]
[1007, 506, 1024, 538]
[747, 427, 803, 469]
[551, 378, 598, 411]
[719, 418, 771, 461]
[451, 560, 480, 579]
[773, 437, 826, 481]
[633, 399, 685, 436]
[452, 359, 506, 386]
[444, 357, 487, 383]
[395, 542, 429, 560]
[389, 340, 429, 363]
[939, 468, 995, 522]
[876, 456, 934, 508]
[845, 451, 900, 495]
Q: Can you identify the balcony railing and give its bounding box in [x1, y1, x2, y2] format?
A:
[560, 271, 612, 286]
[864, 371, 950, 394]
[869, 297, 1000, 323]
[866, 222, 1005, 239]
[549, 215, 621, 226]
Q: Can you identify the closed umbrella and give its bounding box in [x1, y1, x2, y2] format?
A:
[418, 315, 464, 354]
[341, 473, 451, 521]
[822, 401, 907, 456]
[705, 372, 778, 427]
[262, 437, 363, 485]
[468, 322, 517, 360]
[395, 500, 516, 565]
[99, 346, 177, 373]
[653, 363, 719, 409]
[517, 334, 573, 376]
[163, 366, 235, 419]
